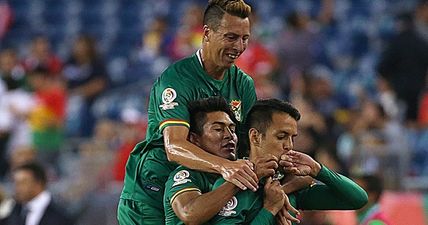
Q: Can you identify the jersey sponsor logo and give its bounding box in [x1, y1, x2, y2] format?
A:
[144, 183, 161, 192]
[172, 170, 192, 187]
[218, 196, 238, 217]
[229, 100, 242, 122]
[160, 88, 179, 110]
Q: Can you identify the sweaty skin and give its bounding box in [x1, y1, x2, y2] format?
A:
[164, 13, 258, 192]
[164, 126, 259, 191]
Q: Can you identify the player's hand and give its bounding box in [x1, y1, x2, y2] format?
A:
[280, 150, 321, 177]
[220, 159, 258, 191]
[254, 154, 278, 179]
[263, 177, 287, 215]
[276, 204, 301, 225]
[276, 194, 300, 225]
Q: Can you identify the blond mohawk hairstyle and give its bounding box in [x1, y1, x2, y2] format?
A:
[204, 0, 252, 31]
[209, 0, 251, 18]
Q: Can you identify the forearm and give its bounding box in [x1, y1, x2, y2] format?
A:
[74, 78, 106, 98]
[298, 165, 368, 210]
[181, 182, 239, 224]
[165, 139, 229, 174]
[316, 165, 367, 207]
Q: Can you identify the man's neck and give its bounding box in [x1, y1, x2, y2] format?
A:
[199, 49, 227, 80]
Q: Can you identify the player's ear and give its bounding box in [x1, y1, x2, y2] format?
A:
[203, 25, 210, 42]
[249, 128, 262, 147]
[189, 132, 200, 145]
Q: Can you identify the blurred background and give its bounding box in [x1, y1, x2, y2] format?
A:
[0, 0, 427, 224]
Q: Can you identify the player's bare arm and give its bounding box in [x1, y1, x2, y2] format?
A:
[171, 181, 239, 225]
[164, 126, 258, 191]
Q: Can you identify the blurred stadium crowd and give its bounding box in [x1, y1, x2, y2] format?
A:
[1, 0, 428, 224]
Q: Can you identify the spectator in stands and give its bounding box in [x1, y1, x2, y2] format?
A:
[337, 99, 408, 189]
[353, 174, 391, 225]
[235, 8, 280, 99]
[167, 3, 204, 61]
[1, 162, 73, 225]
[61, 119, 118, 225]
[276, 10, 322, 98]
[0, 184, 13, 221]
[9, 146, 36, 172]
[23, 36, 63, 76]
[63, 34, 109, 137]
[112, 108, 146, 182]
[0, 49, 32, 179]
[0, 49, 26, 91]
[127, 16, 171, 85]
[377, 0, 428, 126]
[27, 66, 66, 176]
[0, 0, 13, 41]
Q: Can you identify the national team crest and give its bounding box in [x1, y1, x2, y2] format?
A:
[160, 88, 179, 110]
[229, 100, 242, 122]
[172, 170, 192, 187]
[218, 196, 238, 216]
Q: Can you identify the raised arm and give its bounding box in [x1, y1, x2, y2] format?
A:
[164, 126, 258, 191]
[280, 150, 368, 210]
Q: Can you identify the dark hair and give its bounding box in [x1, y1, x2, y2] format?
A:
[74, 34, 98, 61]
[246, 99, 301, 135]
[354, 174, 383, 202]
[13, 162, 47, 187]
[203, 0, 251, 31]
[188, 96, 237, 135]
[28, 66, 50, 77]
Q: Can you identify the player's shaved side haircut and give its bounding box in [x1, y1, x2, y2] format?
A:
[188, 96, 237, 136]
[203, 0, 252, 31]
[246, 99, 301, 136]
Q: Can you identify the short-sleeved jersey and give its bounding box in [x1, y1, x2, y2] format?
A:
[210, 165, 368, 225]
[120, 51, 256, 207]
[164, 166, 219, 225]
[146, 50, 256, 145]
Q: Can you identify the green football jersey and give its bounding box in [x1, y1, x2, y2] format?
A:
[209, 179, 276, 225]
[210, 165, 368, 225]
[119, 51, 257, 220]
[164, 166, 219, 225]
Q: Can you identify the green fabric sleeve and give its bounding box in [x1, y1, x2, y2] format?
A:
[164, 167, 204, 204]
[296, 164, 368, 210]
[149, 66, 194, 132]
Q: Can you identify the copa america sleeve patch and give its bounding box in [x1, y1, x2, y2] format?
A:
[172, 170, 192, 187]
[160, 88, 179, 110]
[218, 196, 238, 216]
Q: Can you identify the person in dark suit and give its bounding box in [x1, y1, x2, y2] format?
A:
[0, 162, 73, 225]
